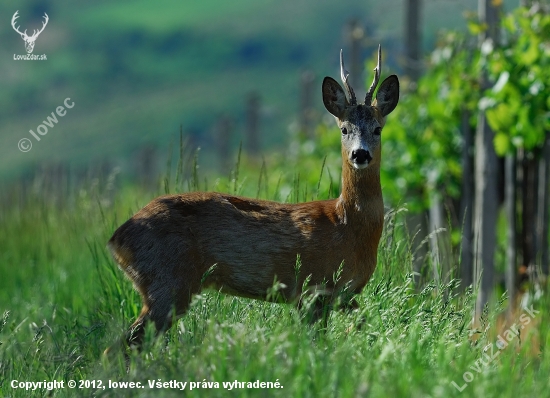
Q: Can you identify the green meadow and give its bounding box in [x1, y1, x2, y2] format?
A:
[1, 149, 548, 397]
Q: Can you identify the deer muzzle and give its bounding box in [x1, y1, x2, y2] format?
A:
[350, 147, 372, 169]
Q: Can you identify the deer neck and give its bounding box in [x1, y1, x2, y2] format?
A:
[336, 158, 383, 227]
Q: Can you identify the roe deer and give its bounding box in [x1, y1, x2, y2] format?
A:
[104, 46, 399, 355]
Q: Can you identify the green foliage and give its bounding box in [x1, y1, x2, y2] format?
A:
[485, 6, 550, 155]
[381, 32, 477, 210]
[380, 5, 550, 209]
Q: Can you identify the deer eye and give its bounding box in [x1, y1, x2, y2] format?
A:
[341, 127, 348, 135]
[373, 127, 382, 136]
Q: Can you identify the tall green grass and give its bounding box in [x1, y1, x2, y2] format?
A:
[1, 157, 549, 397]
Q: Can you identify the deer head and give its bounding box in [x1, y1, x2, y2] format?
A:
[322, 45, 399, 170]
[12, 11, 49, 54]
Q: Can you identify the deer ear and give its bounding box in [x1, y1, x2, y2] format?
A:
[375, 75, 399, 117]
[322, 77, 348, 118]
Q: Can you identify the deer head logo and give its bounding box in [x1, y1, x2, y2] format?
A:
[11, 11, 49, 54]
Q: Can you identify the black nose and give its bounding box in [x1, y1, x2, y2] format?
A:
[351, 149, 372, 164]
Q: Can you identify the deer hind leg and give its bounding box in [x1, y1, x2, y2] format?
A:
[124, 304, 151, 350]
[311, 294, 333, 330]
[105, 236, 206, 358]
[127, 272, 200, 347]
[104, 276, 194, 360]
[336, 290, 367, 331]
[298, 286, 365, 332]
[298, 288, 335, 330]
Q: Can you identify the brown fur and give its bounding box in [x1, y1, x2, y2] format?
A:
[104, 53, 399, 357]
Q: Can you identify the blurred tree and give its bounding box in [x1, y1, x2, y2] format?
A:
[346, 19, 365, 92]
[215, 115, 234, 173]
[403, 0, 432, 289]
[135, 144, 158, 191]
[405, 0, 423, 82]
[460, 102, 475, 293]
[299, 70, 316, 139]
[246, 92, 261, 157]
[473, 0, 501, 320]
[538, 136, 550, 276]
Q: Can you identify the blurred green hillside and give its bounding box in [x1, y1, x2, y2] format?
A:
[0, 0, 515, 184]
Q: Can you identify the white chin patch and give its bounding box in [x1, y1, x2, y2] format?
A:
[352, 162, 369, 170]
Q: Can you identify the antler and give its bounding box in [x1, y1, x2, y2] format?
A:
[365, 44, 382, 105]
[11, 11, 48, 39]
[340, 49, 357, 106]
[11, 11, 27, 37]
[31, 13, 49, 38]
